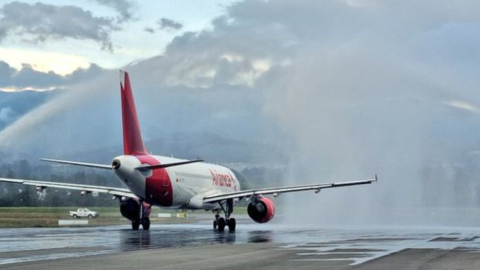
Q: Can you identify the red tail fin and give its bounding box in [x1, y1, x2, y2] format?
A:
[120, 70, 147, 155]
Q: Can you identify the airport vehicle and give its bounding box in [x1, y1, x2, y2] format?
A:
[0, 71, 377, 232]
[69, 208, 98, 219]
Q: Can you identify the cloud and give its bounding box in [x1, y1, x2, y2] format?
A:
[91, 0, 134, 22]
[0, 2, 119, 51]
[158, 18, 183, 31]
[0, 61, 105, 90]
[144, 27, 155, 34]
[0, 61, 62, 89]
[0, 48, 91, 76]
[442, 100, 480, 113]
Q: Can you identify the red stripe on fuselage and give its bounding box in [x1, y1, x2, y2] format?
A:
[136, 155, 173, 207]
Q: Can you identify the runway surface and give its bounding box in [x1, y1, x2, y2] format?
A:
[2, 221, 480, 269]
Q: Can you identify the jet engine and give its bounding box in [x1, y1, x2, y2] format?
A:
[247, 197, 275, 223]
[120, 198, 140, 221]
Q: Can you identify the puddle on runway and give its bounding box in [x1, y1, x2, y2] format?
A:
[0, 224, 276, 265]
[1, 225, 480, 266]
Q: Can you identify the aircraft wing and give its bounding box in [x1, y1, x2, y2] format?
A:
[203, 175, 377, 203]
[0, 177, 137, 198]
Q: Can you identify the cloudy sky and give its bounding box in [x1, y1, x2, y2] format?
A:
[2, 0, 480, 225]
[0, 0, 235, 81]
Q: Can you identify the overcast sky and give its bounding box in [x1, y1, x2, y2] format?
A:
[0, 0, 237, 79]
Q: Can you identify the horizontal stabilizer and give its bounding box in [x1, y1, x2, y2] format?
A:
[136, 159, 203, 171]
[41, 158, 112, 170]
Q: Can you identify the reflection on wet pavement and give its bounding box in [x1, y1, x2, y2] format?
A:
[0, 224, 277, 265]
[2, 224, 480, 266]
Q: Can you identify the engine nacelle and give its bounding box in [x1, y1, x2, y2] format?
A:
[120, 198, 140, 221]
[247, 197, 275, 223]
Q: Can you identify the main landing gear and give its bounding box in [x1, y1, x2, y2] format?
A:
[132, 201, 151, 231]
[132, 217, 150, 230]
[213, 199, 236, 232]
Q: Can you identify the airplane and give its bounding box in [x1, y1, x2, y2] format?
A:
[0, 70, 377, 232]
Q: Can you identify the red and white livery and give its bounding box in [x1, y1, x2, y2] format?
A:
[0, 71, 377, 231]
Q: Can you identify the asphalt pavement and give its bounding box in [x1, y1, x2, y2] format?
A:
[2, 222, 480, 269]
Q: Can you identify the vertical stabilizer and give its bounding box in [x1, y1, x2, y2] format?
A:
[120, 70, 147, 155]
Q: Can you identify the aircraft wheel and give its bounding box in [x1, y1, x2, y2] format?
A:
[132, 219, 140, 230]
[228, 218, 236, 232]
[142, 217, 150, 230]
[218, 218, 226, 232]
[213, 220, 218, 230]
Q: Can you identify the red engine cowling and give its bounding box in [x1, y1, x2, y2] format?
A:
[247, 197, 275, 223]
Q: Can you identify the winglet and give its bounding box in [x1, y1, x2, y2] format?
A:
[120, 70, 147, 156]
[374, 174, 378, 182]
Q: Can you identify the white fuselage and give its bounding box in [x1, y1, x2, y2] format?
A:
[112, 155, 240, 210]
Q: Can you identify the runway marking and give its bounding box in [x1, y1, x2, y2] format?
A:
[0, 250, 116, 265]
[281, 229, 480, 266]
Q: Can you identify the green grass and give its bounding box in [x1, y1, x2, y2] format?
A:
[0, 206, 247, 214]
[0, 206, 248, 228]
[0, 207, 118, 214]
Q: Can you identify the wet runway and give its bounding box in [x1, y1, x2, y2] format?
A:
[2, 223, 480, 269]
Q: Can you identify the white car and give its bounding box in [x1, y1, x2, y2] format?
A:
[69, 208, 98, 219]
